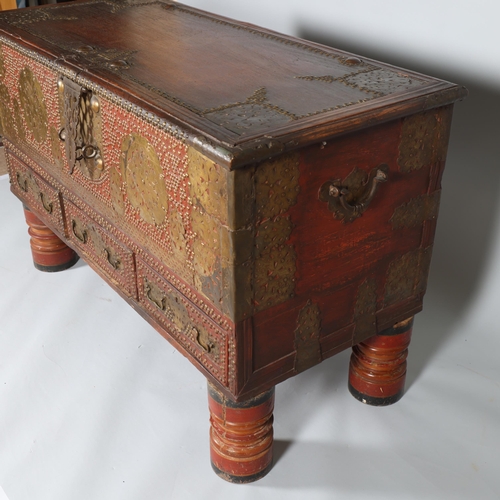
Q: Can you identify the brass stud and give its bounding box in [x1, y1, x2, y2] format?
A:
[90, 95, 100, 113]
[95, 157, 104, 170]
[57, 78, 64, 92]
[344, 57, 362, 66]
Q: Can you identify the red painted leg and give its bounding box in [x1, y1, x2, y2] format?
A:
[23, 205, 79, 272]
[349, 317, 413, 406]
[208, 382, 274, 483]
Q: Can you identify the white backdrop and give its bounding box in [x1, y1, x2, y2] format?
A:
[186, 0, 500, 89]
[1, 1, 499, 499]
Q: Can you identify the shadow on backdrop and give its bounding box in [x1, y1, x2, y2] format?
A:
[297, 27, 500, 386]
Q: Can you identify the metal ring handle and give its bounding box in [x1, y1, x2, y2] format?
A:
[82, 144, 97, 159]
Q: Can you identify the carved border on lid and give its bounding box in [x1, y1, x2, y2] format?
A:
[0, 0, 429, 135]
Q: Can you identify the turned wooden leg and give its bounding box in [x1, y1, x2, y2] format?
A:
[348, 317, 413, 406]
[208, 382, 274, 483]
[23, 205, 79, 272]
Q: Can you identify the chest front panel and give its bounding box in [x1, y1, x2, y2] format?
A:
[1, 41, 238, 391]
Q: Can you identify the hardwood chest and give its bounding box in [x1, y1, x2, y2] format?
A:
[0, 0, 466, 483]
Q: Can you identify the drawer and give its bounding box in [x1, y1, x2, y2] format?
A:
[7, 152, 66, 236]
[137, 259, 228, 385]
[64, 200, 137, 298]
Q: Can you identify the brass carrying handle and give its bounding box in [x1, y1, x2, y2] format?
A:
[104, 248, 121, 270]
[330, 167, 387, 215]
[320, 164, 389, 223]
[71, 219, 88, 244]
[39, 192, 53, 214]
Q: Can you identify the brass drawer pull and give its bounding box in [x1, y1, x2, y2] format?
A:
[39, 192, 53, 214]
[71, 219, 88, 244]
[144, 280, 167, 312]
[194, 327, 216, 354]
[104, 248, 121, 270]
[319, 164, 389, 223]
[16, 172, 28, 192]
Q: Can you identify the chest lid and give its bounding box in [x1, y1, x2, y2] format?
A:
[0, 0, 466, 168]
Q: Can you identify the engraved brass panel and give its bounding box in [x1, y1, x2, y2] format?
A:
[0, 83, 17, 139]
[254, 244, 296, 311]
[0, 44, 5, 80]
[18, 66, 48, 143]
[255, 152, 300, 220]
[58, 76, 105, 178]
[169, 206, 189, 263]
[384, 247, 432, 306]
[120, 133, 169, 226]
[59, 77, 80, 170]
[77, 90, 105, 179]
[254, 152, 300, 312]
[191, 207, 219, 277]
[416, 246, 433, 297]
[188, 147, 228, 223]
[390, 191, 441, 229]
[50, 125, 64, 169]
[294, 300, 322, 373]
[398, 111, 449, 172]
[13, 99, 26, 143]
[109, 166, 125, 217]
[16, 171, 28, 192]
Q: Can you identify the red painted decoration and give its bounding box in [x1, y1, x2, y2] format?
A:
[23, 206, 78, 272]
[348, 317, 413, 405]
[208, 383, 274, 483]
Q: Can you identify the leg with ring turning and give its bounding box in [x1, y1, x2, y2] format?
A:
[208, 382, 274, 483]
[349, 317, 413, 406]
[23, 205, 79, 272]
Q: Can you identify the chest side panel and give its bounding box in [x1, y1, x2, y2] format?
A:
[244, 107, 452, 395]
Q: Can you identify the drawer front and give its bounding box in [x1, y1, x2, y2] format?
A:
[65, 200, 137, 298]
[137, 259, 228, 385]
[8, 152, 65, 236]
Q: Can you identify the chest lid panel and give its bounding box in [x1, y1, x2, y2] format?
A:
[0, 0, 466, 167]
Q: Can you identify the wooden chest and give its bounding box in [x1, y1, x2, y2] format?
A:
[0, 0, 466, 483]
